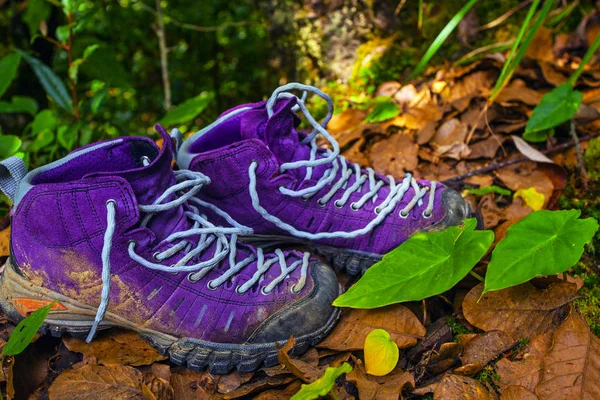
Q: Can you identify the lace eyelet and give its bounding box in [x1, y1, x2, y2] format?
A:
[317, 199, 327, 207]
[334, 200, 343, 209]
[235, 285, 246, 295]
[350, 202, 360, 212]
[152, 252, 161, 262]
[261, 287, 272, 296]
[374, 207, 381, 215]
[301, 196, 310, 202]
[290, 284, 301, 294]
[187, 273, 200, 283]
[400, 211, 409, 219]
[128, 240, 138, 249]
[207, 280, 218, 290]
[106, 199, 117, 207]
[423, 211, 433, 219]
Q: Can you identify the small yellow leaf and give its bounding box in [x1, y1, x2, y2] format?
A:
[364, 329, 399, 376]
[514, 187, 545, 211]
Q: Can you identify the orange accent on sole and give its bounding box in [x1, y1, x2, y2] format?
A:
[12, 298, 67, 316]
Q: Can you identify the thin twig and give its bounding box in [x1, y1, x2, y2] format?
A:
[469, 270, 485, 282]
[139, 2, 248, 32]
[40, 35, 68, 50]
[154, 0, 172, 110]
[478, 0, 533, 31]
[66, 12, 80, 121]
[442, 130, 600, 183]
[569, 120, 589, 189]
[394, 0, 408, 15]
[421, 299, 427, 326]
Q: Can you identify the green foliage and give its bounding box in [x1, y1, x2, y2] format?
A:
[490, 0, 554, 103]
[2, 302, 56, 357]
[291, 363, 352, 400]
[584, 137, 600, 180]
[159, 92, 215, 126]
[334, 219, 494, 308]
[22, 0, 51, 36]
[16, 50, 73, 113]
[407, 0, 479, 82]
[0, 53, 20, 99]
[0, 135, 22, 158]
[484, 210, 599, 294]
[0, 96, 38, 115]
[364, 101, 400, 123]
[525, 83, 583, 139]
[466, 185, 512, 196]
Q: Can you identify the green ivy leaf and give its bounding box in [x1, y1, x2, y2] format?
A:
[16, 50, 73, 113]
[0, 135, 22, 158]
[525, 83, 583, 137]
[31, 110, 58, 135]
[158, 92, 215, 126]
[3, 302, 56, 357]
[57, 124, 79, 151]
[23, 0, 51, 36]
[523, 128, 555, 143]
[0, 53, 21, 99]
[484, 210, 599, 294]
[291, 363, 352, 400]
[82, 44, 100, 59]
[364, 102, 400, 123]
[29, 130, 55, 153]
[334, 219, 494, 308]
[90, 87, 108, 114]
[56, 24, 74, 44]
[0, 96, 38, 115]
[466, 185, 512, 196]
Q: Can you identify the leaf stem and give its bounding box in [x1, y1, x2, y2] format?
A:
[469, 270, 485, 282]
[66, 12, 80, 121]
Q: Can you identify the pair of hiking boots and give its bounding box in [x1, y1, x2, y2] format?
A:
[0, 84, 471, 374]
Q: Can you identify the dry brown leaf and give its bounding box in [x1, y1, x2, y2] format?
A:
[376, 81, 401, 98]
[525, 27, 554, 63]
[500, 385, 539, 400]
[327, 109, 367, 134]
[496, 162, 554, 207]
[0, 228, 9, 258]
[454, 331, 514, 376]
[495, 332, 552, 393]
[427, 342, 463, 375]
[253, 380, 302, 400]
[142, 367, 174, 400]
[416, 120, 438, 144]
[478, 194, 503, 230]
[495, 80, 544, 106]
[63, 330, 167, 367]
[463, 282, 577, 339]
[539, 62, 568, 87]
[216, 370, 254, 394]
[170, 368, 217, 400]
[346, 358, 414, 400]
[277, 337, 322, 383]
[317, 305, 426, 351]
[511, 136, 554, 164]
[467, 136, 502, 159]
[441, 70, 495, 105]
[503, 198, 533, 221]
[535, 311, 600, 400]
[47, 364, 143, 400]
[223, 375, 294, 399]
[370, 134, 419, 176]
[433, 374, 495, 399]
[432, 118, 467, 147]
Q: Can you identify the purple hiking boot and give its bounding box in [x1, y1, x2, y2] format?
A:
[175, 83, 473, 275]
[0, 127, 340, 373]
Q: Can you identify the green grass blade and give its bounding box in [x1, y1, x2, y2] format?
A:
[418, 0, 424, 30]
[491, 0, 541, 101]
[490, 0, 555, 102]
[406, 0, 479, 82]
[569, 32, 600, 85]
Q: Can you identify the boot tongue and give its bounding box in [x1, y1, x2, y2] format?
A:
[239, 97, 305, 165]
[86, 126, 186, 242]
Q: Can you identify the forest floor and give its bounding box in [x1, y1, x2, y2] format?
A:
[1, 23, 600, 400]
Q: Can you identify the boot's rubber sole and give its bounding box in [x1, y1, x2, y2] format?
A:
[0, 258, 340, 374]
[241, 235, 382, 275]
